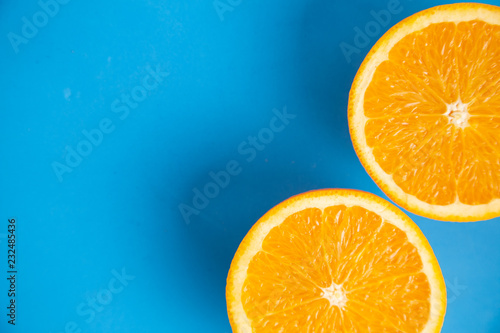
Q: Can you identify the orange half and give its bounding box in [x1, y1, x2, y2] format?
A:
[348, 3, 500, 221]
[226, 189, 446, 332]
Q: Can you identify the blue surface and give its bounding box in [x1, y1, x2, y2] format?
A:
[1, 0, 500, 332]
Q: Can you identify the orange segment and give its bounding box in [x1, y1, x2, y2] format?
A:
[226, 189, 446, 333]
[349, 3, 500, 221]
[348, 272, 431, 332]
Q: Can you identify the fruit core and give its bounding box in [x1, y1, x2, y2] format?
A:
[445, 99, 470, 128]
[321, 283, 347, 308]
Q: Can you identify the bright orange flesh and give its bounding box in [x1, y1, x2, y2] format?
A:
[226, 190, 446, 333]
[349, 3, 500, 221]
[244, 207, 429, 332]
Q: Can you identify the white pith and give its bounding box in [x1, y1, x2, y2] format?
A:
[321, 283, 347, 308]
[445, 98, 470, 128]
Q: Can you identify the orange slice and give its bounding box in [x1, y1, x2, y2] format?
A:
[226, 189, 446, 332]
[348, 3, 500, 222]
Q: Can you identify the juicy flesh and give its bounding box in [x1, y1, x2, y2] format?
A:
[364, 21, 500, 205]
[242, 206, 430, 332]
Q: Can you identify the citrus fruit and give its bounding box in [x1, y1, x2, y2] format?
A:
[226, 189, 446, 332]
[348, 3, 500, 222]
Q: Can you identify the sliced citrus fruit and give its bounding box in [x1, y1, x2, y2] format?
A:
[226, 189, 446, 332]
[348, 3, 500, 222]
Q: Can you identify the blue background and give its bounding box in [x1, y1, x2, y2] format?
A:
[1, 0, 500, 332]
